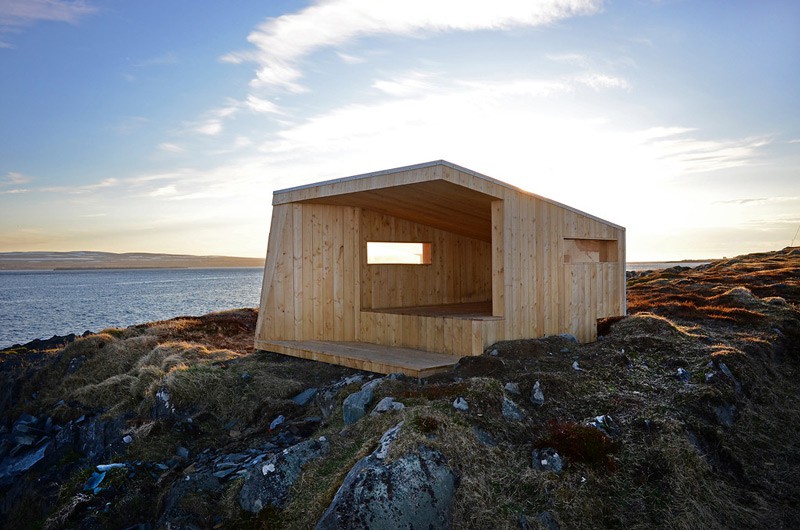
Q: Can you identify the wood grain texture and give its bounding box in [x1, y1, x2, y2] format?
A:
[256, 162, 626, 362]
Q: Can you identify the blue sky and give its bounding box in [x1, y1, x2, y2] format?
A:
[1, 0, 798, 261]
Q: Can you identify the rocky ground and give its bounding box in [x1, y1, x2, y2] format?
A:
[1, 247, 798, 529]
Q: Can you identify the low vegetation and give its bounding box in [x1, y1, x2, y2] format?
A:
[1, 247, 798, 528]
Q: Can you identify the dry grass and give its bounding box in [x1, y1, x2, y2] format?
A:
[3, 249, 799, 528]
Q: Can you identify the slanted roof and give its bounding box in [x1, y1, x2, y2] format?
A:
[273, 160, 622, 241]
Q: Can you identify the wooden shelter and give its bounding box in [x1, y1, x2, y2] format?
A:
[255, 161, 625, 377]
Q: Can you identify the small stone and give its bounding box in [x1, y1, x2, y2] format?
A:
[705, 372, 715, 383]
[676, 367, 691, 383]
[504, 382, 520, 395]
[371, 397, 405, 416]
[213, 468, 237, 479]
[83, 471, 106, 492]
[502, 397, 526, 421]
[530, 381, 545, 406]
[343, 386, 375, 425]
[714, 404, 736, 428]
[269, 415, 285, 430]
[240, 373, 253, 381]
[123, 435, 133, 444]
[291, 388, 318, 406]
[453, 397, 469, 411]
[176, 446, 190, 459]
[532, 448, 563, 474]
[472, 426, 497, 447]
[489, 349, 499, 356]
[538, 510, 561, 530]
[718, 362, 743, 396]
[96, 463, 126, 472]
[572, 361, 585, 372]
[589, 414, 620, 437]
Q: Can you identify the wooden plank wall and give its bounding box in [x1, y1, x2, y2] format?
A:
[258, 164, 626, 356]
[358, 313, 500, 356]
[482, 185, 626, 346]
[256, 202, 361, 342]
[360, 209, 492, 310]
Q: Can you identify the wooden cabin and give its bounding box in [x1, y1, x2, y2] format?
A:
[255, 161, 625, 377]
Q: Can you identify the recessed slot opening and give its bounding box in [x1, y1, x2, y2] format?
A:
[367, 241, 432, 265]
[563, 238, 618, 263]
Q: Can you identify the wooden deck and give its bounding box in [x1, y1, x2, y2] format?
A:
[366, 301, 500, 320]
[255, 339, 463, 378]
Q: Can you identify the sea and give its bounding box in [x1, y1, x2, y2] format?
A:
[0, 268, 264, 349]
[0, 261, 711, 349]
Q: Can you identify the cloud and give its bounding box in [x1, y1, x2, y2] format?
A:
[575, 72, 630, 90]
[715, 197, 798, 206]
[245, 95, 283, 114]
[0, 0, 95, 25]
[336, 51, 365, 64]
[39, 177, 119, 194]
[222, 0, 604, 92]
[148, 185, 177, 197]
[372, 71, 437, 97]
[789, 138, 800, 144]
[2, 171, 31, 185]
[158, 142, 184, 154]
[190, 104, 238, 136]
[133, 52, 178, 68]
[545, 52, 589, 65]
[0, 0, 96, 47]
[645, 133, 770, 173]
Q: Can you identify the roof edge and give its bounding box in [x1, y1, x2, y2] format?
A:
[273, 159, 624, 231]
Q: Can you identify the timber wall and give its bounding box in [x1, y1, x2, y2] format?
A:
[255, 164, 626, 357]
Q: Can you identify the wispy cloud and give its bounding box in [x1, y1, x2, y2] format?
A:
[545, 52, 589, 66]
[222, 0, 604, 92]
[336, 51, 365, 64]
[0, 0, 96, 47]
[715, 196, 797, 205]
[0, 0, 95, 25]
[575, 72, 630, 90]
[133, 51, 178, 68]
[372, 72, 437, 97]
[2, 171, 31, 185]
[0, 171, 32, 193]
[39, 177, 118, 194]
[789, 138, 800, 144]
[158, 142, 184, 154]
[646, 133, 770, 173]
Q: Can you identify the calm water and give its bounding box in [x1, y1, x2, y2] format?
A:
[0, 268, 263, 348]
[626, 261, 710, 272]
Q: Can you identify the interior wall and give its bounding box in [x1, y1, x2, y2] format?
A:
[360, 209, 492, 310]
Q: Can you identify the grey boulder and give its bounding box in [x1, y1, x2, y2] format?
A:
[316, 422, 457, 529]
[239, 436, 331, 513]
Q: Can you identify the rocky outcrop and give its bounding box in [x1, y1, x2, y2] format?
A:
[316, 422, 457, 529]
[239, 436, 331, 513]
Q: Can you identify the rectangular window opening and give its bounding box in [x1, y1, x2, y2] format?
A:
[563, 238, 618, 263]
[367, 242, 431, 265]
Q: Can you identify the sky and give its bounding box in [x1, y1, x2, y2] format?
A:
[0, 0, 798, 261]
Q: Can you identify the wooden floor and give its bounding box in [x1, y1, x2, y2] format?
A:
[255, 339, 463, 378]
[366, 301, 500, 320]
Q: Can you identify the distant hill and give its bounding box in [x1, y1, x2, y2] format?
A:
[0, 251, 264, 270]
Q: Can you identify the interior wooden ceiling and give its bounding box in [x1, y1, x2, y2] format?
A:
[302, 179, 497, 241]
